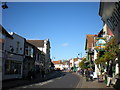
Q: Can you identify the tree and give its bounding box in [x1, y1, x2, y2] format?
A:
[95, 37, 119, 64]
[95, 37, 119, 75]
[79, 58, 87, 69]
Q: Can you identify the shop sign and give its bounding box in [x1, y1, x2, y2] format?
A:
[95, 37, 106, 51]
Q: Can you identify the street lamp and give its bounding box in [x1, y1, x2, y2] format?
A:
[78, 52, 82, 58]
[2, 2, 8, 9]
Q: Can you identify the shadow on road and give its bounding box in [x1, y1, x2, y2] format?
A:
[2, 70, 70, 89]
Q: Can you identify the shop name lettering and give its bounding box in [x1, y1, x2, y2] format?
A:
[107, 2, 120, 31]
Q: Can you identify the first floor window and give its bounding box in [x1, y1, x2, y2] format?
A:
[5, 60, 21, 75]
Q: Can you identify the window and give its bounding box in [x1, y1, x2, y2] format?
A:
[16, 41, 20, 53]
[5, 60, 21, 74]
[31, 48, 33, 57]
[25, 46, 28, 56]
[36, 53, 40, 61]
[107, 19, 114, 31]
[25, 45, 33, 57]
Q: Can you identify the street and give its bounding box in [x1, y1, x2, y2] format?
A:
[1, 2, 120, 90]
[15, 71, 80, 88]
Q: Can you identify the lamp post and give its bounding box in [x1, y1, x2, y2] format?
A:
[2, 2, 8, 9]
[78, 52, 82, 58]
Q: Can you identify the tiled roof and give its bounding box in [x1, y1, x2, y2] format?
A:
[27, 40, 44, 47]
[62, 61, 69, 65]
[86, 34, 95, 49]
[73, 58, 79, 62]
[52, 60, 62, 64]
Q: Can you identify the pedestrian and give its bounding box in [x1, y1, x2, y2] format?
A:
[28, 70, 32, 80]
[41, 70, 45, 78]
[31, 69, 35, 79]
[81, 69, 84, 77]
[106, 61, 113, 87]
[85, 68, 90, 81]
[89, 68, 94, 81]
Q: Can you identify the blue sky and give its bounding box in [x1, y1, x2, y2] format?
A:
[2, 2, 103, 60]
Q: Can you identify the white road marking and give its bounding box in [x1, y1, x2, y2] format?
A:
[57, 77, 62, 79]
[34, 80, 54, 86]
[18, 79, 54, 88]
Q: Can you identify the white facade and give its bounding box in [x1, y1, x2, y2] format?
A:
[69, 58, 74, 68]
[63, 64, 69, 70]
[93, 49, 100, 78]
[93, 24, 114, 78]
[74, 59, 82, 67]
[54, 64, 64, 70]
[3, 32, 25, 80]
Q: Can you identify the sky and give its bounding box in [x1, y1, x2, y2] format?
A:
[2, 2, 103, 61]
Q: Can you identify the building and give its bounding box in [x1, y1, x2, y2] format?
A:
[62, 60, 70, 70]
[23, 41, 35, 78]
[99, 0, 120, 73]
[85, 34, 96, 70]
[69, 57, 81, 71]
[94, 24, 114, 78]
[99, 1, 120, 88]
[69, 58, 74, 69]
[27, 39, 51, 74]
[0, 25, 14, 80]
[2, 30, 25, 80]
[52, 60, 64, 70]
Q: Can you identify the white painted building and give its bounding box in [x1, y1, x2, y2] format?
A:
[69, 57, 81, 70]
[93, 23, 114, 78]
[52, 60, 64, 70]
[62, 61, 70, 70]
[69, 58, 74, 68]
[2, 30, 25, 80]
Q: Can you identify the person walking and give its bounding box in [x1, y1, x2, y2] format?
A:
[41, 69, 45, 78]
[89, 68, 94, 81]
[28, 70, 32, 80]
[85, 68, 90, 81]
[81, 69, 84, 77]
[106, 61, 113, 87]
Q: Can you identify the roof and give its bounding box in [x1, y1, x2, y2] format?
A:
[85, 34, 95, 50]
[52, 60, 62, 64]
[0, 25, 13, 39]
[98, 29, 103, 37]
[73, 57, 79, 62]
[62, 61, 69, 65]
[27, 40, 44, 47]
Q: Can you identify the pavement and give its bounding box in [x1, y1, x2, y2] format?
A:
[76, 73, 115, 89]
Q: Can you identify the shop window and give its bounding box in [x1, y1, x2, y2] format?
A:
[5, 60, 21, 75]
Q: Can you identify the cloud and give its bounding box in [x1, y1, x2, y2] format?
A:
[62, 43, 69, 47]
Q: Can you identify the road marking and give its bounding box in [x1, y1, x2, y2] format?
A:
[57, 77, 62, 79]
[34, 80, 54, 86]
[18, 79, 54, 88]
